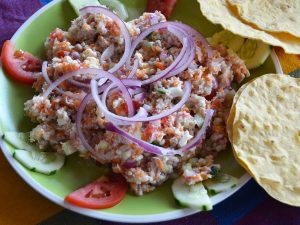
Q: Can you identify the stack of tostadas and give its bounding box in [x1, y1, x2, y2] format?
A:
[198, 0, 300, 54]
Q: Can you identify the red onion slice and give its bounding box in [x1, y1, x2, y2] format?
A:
[67, 79, 91, 89]
[179, 109, 214, 152]
[105, 122, 168, 155]
[42, 61, 84, 99]
[164, 26, 196, 78]
[141, 37, 188, 85]
[127, 58, 139, 78]
[134, 92, 146, 102]
[80, 6, 131, 73]
[43, 68, 137, 116]
[169, 22, 213, 58]
[91, 81, 192, 125]
[44, 61, 90, 90]
[42, 61, 52, 84]
[76, 93, 95, 153]
[100, 45, 114, 64]
[76, 92, 147, 158]
[128, 87, 145, 96]
[105, 109, 214, 156]
[125, 22, 195, 84]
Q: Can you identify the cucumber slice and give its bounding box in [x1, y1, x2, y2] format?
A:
[68, 0, 101, 15]
[204, 173, 238, 195]
[238, 39, 271, 70]
[13, 150, 65, 175]
[68, 0, 128, 20]
[208, 30, 271, 70]
[99, 0, 128, 20]
[208, 30, 245, 52]
[3, 132, 40, 152]
[172, 178, 212, 210]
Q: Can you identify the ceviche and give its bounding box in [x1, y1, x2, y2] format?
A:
[1, 2, 251, 210]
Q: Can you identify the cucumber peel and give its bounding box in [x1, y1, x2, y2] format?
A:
[208, 30, 271, 70]
[208, 30, 244, 52]
[99, 0, 128, 20]
[68, 0, 101, 15]
[172, 177, 212, 210]
[3, 131, 40, 152]
[204, 173, 238, 195]
[13, 150, 65, 175]
[68, 0, 128, 20]
[238, 39, 271, 70]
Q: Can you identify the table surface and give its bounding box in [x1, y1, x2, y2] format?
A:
[1, 1, 300, 224]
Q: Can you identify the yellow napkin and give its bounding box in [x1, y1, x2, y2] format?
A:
[0, 48, 299, 225]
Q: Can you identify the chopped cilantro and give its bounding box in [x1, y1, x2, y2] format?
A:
[151, 141, 161, 146]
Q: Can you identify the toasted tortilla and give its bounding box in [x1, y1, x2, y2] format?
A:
[227, 0, 300, 38]
[231, 74, 300, 206]
[197, 0, 300, 54]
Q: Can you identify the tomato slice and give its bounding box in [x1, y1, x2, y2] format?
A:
[65, 174, 128, 209]
[146, 0, 177, 19]
[1, 40, 42, 85]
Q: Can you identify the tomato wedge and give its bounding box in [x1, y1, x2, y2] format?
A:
[1, 40, 42, 85]
[65, 174, 128, 209]
[146, 0, 177, 19]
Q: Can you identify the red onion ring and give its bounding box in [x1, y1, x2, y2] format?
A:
[133, 92, 146, 102]
[164, 26, 196, 78]
[141, 37, 188, 85]
[43, 68, 137, 116]
[42, 61, 52, 84]
[42, 61, 84, 99]
[125, 22, 200, 84]
[100, 45, 114, 64]
[91, 80, 192, 125]
[105, 109, 214, 156]
[128, 87, 145, 96]
[76, 93, 95, 153]
[127, 58, 139, 78]
[80, 6, 131, 73]
[76, 85, 146, 156]
[169, 22, 213, 59]
[44, 61, 91, 90]
[67, 79, 91, 89]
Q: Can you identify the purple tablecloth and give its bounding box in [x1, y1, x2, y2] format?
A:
[1, 1, 300, 224]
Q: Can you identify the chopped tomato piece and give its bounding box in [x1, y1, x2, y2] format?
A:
[142, 123, 157, 141]
[1, 40, 42, 85]
[146, 0, 177, 19]
[65, 174, 128, 209]
[133, 100, 141, 111]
